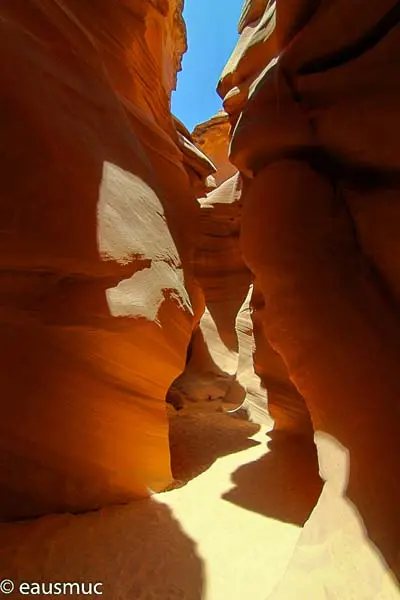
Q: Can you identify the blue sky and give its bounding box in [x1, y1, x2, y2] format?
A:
[171, 0, 244, 132]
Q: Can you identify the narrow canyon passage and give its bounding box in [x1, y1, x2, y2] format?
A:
[0, 1, 399, 599]
[0, 414, 320, 600]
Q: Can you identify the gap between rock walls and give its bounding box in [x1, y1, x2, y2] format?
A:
[0, 2, 399, 599]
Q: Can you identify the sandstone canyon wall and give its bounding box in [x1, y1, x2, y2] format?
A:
[168, 113, 271, 420]
[0, 0, 217, 519]
[192, 111, 236, 186]
[1, 0, 399, 591]
[170, 105, 311, 429]
[168, 173, 253, 413]
[219, 0, 400, 580]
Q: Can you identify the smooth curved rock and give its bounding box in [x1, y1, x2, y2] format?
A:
[221, 0, 400, 586]
[169, 174, 252, 412]
[0, 0, 212, 519]
[192, 111, 236, 186]
[174, 114, 218, 196]
[235, 285, 270, 425]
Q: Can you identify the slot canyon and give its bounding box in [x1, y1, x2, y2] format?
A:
[0, 0, 399, 598]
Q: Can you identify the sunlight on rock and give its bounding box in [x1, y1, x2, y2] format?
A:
[314, 430, 350, 494]
[98, 163, 180, 265]
[98, 162, 193, 322]
[106, 261, 191, 323]
[1, 0, 399, 598]
[268, 432, 400, 599]
[235, 284, 271, 424]
[200, 307, 238, 374]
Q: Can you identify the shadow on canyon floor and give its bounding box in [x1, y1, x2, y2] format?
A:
[0, 500, 204, 600]
[169, 410, 322, 528]
[223, 429, 324, 526]
[169, 412, 260, 484]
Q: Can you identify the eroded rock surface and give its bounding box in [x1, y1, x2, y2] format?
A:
[0, 0, 215, 519]
[2, 0, 399, 598]
[192, 111, 236, 186]
[169, 174, 252, 413]
[220, 0, 400, 589]
[169, 117, 268, 418]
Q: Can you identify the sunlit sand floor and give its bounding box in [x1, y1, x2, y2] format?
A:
[0, 411, 398, 599]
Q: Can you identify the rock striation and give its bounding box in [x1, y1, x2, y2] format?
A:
[174, 115, 218, 197]
[169, 110, 269, 419]
[192, 111, 236, 186]
[168, 173, 253, 413]
[219, 0, 400, 584]
[0, 0, 216, 519]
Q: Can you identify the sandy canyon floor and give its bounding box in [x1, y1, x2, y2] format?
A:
[0, 411, 398, 599]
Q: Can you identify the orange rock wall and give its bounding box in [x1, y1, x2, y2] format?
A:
[192, 111, 236, 186]
[0, 0, 209, 519]
[220, 0, 400, 575]
[169, 174, 252, 412]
